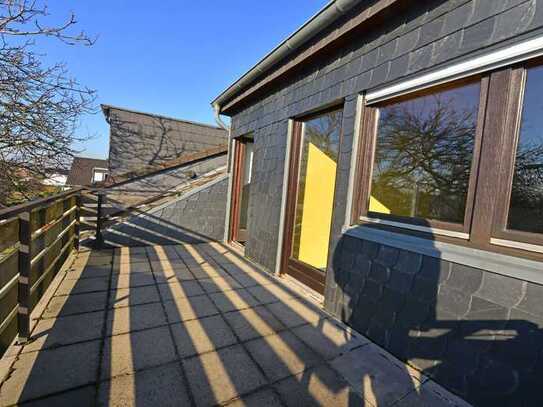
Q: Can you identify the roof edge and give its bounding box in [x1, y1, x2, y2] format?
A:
[101, 104, 226, 131]
[211, 0, 364, 111]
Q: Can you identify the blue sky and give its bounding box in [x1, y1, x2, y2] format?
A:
[36, 1, 328, 159]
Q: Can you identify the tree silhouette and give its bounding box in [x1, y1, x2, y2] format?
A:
[371, 86, 479, 224]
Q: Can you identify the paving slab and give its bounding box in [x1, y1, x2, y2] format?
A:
[170, 315, 238, 358]
[266, 298, 324, 328]
[225, 388, 284, 406]
[189, 264, 229, 279]
[291, 319, 369, 360]
[64, 264, 111, 280]
[22, 385, 96, 407]
[97, 363, 191, 407]
[245, 331, 323, 382]
[111, 273, 156, 289]
[109, 285, 160, 308]
[21, 311, 105, 353]
[106, 302, 167, 335]
[158, 280, 205, 300]
[113, 260, 152, 274]
[208, 288, 260, 312]
[55, 277, 109, 296]
[330, 344, 427, 407]
[100, 326, 177, 380]
[199, 275, 242, 293]
[183, 344, 267, 407]
[163, 296, 219, 323]
[42, 291, 108, 318]
[228, 269, 275, 288]
[247, 284, 299, 304]
[224, 306, 285, 342]
[274, 364, 365, 407]
[150, 259, 189, 273]
[0, 340, 100, 405]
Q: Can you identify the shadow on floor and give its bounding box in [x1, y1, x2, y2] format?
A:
[0, 242, 468, 406]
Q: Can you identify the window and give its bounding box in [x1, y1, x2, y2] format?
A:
[506, 66, 543, 235]
[352, 59, 543, 259]
[291, 110, 342, 270]
[92, 168, 108, 183]
[369, 82, 480, 226]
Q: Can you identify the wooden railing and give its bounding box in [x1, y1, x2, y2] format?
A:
[0, 188, 83, 353]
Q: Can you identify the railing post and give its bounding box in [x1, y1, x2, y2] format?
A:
[94, 193, 104, 249]
[17, 210, 31, 344]
[74, 193, 81, 251]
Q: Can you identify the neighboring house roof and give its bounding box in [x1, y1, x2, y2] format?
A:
[66, 157, 109, 186]
[212, 0, 400, 113]
[101, 104, 228, 176]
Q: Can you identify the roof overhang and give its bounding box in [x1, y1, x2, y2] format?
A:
[211, 0, 401, 115]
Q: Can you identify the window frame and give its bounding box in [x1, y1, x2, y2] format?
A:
[351, 62, 543, 260]
[354, 76, 489, 239]
[491, 63, 543, 250]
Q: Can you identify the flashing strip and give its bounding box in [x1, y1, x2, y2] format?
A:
[366, 33, 543, 104]
[491, 238, 543, 254]
[360, 216, 470, 240]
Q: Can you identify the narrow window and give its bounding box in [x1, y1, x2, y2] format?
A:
[506, 65, 543, 235]
[367, 81, 481, 229]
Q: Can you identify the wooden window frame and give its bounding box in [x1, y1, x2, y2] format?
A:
[228, 135, 253, 246]
[354, 76, 489, 237]
[280, 105, 344, 294]
[492, 63, 543, 249]
[351, 62, 543, 261]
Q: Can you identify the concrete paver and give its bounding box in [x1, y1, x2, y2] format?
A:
[97, 364, 191, 407]
[0, 243, 470, 407]
[0, 340, 100, 405]
[108, 285, 160, 308]
[183, 344, 267, 407]
[170, 315, 237, 358]
[42, 291, 108, 318]
[20, 311, 105, 353]
[106, 302, 166, 335]
[245, 331, 323, 382]
[100, 326, 177, 380]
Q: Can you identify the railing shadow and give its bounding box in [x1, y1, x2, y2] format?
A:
[6, 241, 377, 406]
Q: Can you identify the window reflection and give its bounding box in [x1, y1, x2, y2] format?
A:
[507, 66, 543, 234]
[370, 82, 481, 224]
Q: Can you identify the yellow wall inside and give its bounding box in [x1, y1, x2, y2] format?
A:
[369, 196, 391, 214]
[297, 143, 337, 269]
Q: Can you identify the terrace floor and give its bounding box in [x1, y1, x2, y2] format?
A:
[0, 242, 470, 406]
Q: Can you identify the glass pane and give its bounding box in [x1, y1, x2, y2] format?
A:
[291, 110, 342, 271]
[507, 66, 543, 234]
[238, 141, 253, 232]
[370, 82, 481, 224]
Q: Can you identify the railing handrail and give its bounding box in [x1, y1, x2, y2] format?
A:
[0, 187, 84, 220]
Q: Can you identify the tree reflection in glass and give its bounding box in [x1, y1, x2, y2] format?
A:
[370, 82, 480, 224]
[507, 66, 543, 234]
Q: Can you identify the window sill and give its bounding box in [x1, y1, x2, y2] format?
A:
[342, 224, 543, 286]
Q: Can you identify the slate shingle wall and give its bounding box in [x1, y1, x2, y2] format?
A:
[327, 235, 543, 405]
[226, 0, 543, 405]
[107, 108, 227, 175]
[103, 177, 228, 246]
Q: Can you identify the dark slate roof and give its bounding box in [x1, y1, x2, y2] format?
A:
[101, 104, 228, 176]
[66, 157, 108, 186]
